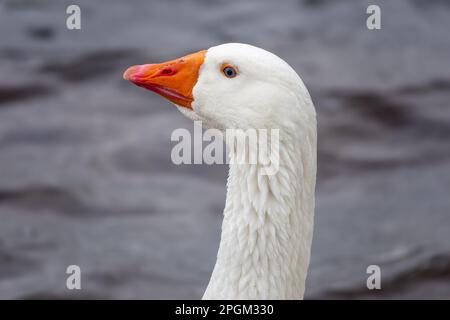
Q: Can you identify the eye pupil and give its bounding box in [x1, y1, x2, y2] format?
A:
[223, 66, 237, 78]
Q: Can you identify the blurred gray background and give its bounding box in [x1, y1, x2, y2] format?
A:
[1, 0, 449, 299]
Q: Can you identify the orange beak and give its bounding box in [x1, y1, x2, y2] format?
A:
[123, 50, 206, 109]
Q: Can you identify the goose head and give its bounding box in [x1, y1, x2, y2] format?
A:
[124, 43, 314, 132]
[123, 43, 317, 300]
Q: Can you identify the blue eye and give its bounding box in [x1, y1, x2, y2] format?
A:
[222, 64, 238, 78]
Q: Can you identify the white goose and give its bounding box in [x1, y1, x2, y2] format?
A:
[124, 43, 317, 300]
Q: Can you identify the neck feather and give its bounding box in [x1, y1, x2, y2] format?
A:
[203, 127, 317, 299]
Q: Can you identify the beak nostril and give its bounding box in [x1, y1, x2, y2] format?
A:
[161, 68, 173, 75]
